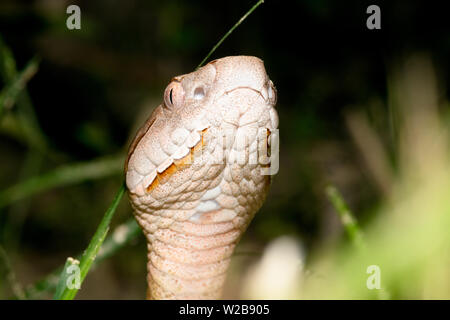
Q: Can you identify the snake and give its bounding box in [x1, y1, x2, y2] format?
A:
[124, 56, 278, 299]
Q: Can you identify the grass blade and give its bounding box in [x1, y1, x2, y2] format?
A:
[0, 36, 17, 82]
[52, 257, 80, 299]
[54, 183, 126, 300]
[0, 56, 40, 118]
[196, 0, 264, 70]
[325, 185, 365, 250]
[24, 218, 141, 298]
[0, 155, 123, 209]
[0, 244, 25, 299]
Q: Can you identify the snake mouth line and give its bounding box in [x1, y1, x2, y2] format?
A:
[145, 127, 272, 193]
[146, 128, 209, 192]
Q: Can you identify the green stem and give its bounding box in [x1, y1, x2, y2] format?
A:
[325, 185, 365, 250]
[24, 218, 141, 299]
[52, 257, 79, 299]
[0, 244, 25, 299]
[55, 183, 126, 300]
[0, 56, 40, 118]
[0, 155, 124, 209]
[196, 0, 264, 70]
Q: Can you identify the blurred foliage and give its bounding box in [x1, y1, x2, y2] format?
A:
[0, 0, 449, 299]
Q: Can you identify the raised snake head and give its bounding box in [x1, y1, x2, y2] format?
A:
[125, 56, 278, 299]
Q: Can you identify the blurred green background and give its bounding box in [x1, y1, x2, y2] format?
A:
[0, 0, 449, 299]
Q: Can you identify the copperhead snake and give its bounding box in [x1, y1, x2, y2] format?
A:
[125, 56, 278, 299]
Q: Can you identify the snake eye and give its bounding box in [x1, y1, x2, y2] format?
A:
[164, 81, 185, 109]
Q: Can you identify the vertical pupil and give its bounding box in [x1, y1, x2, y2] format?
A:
[169, 88, 174, 104]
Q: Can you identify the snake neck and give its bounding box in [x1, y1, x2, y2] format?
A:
[130, 157, 271, 299]
[145, 216, 242, 299]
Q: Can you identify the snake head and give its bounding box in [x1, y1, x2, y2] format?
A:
[125, 56, 278, 197]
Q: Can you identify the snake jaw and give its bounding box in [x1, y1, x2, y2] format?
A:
[143, 128, 209, 193]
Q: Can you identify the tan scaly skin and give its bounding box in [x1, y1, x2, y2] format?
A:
[125, 56, 278, 299]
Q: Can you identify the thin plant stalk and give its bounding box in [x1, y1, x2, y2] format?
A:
[52, 257, 80, 299]
[0, 40, 47, 252]
[0, 155, 124, 209]
[325, 185, 365, 250]
[24, 218, 140, 299]
[196, 0, 264, 70]
[54, 183, 126, 300]
[0, 245, 25, 299]
[0, 56, 40, 118]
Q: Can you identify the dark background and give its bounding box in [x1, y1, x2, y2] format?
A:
[0, 0, 449, 298]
